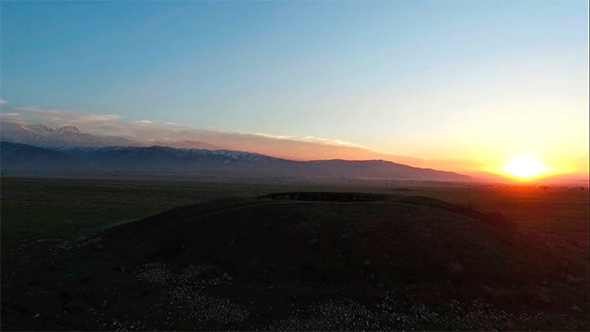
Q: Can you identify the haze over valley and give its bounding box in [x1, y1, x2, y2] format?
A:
[1, 121, 470, 181]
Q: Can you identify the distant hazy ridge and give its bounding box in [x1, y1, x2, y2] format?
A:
[0, 141, 471, 181]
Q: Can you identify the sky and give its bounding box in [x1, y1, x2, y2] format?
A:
[1, 1, 588, 180]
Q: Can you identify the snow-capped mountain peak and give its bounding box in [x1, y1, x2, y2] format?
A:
[58, 125, 84, 134]
[1, 121, 134, 147]
[27, 123, 57, 133]
[0, 121, 221, 151]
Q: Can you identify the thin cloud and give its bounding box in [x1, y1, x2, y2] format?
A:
[244, 133, 377, 151]
[1, 104, 425, 166]
[0, 112, 22, 122]
[13, 106, 120, 124]
[0, 100, 7, 104]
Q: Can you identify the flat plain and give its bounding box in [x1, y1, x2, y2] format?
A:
[1, 177, 588, 330]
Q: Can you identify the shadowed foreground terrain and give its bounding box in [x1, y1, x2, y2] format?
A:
[2, 186, 588, 330]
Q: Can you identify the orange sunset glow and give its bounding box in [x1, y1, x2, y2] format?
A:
[502, 156, 548, 180]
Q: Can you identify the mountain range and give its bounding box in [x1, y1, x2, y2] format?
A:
[0, 121, 222, 150]
[0, 141, 472, 181]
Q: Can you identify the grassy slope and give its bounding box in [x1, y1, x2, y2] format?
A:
[0, 177, 352, 242]
[1, 178, 588, 330]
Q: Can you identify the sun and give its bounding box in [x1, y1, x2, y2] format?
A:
[502, 156, 547, 179]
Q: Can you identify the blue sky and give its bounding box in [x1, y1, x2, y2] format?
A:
[1, 1, 588, 175]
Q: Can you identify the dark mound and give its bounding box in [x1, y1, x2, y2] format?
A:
[262, 191, 388, 202]
[396, 196, 518, 230]
[93, 196, 523, 289]
[63, 195, 585, 330]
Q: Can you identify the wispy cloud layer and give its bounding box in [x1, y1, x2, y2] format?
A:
[1, 105, 424, 166]
[13, 106, 120, 124]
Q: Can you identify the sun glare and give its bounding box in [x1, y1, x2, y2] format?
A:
[502, 156, 547, 179]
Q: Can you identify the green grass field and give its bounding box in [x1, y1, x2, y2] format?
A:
[2, 177, 587, 244]
[1, 177, 588, 330]
[0, 178, 331, 242]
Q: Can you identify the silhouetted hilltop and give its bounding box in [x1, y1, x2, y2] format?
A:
[64, 193, 580, 330]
